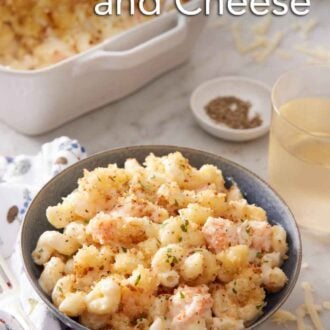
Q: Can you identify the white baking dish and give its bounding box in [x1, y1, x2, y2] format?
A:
[0, 0, 207, 135]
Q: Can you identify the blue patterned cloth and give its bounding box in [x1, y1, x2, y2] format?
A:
[0, 137, 86, 330]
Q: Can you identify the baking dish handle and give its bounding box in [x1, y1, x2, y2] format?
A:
[74, 14, 188, 73]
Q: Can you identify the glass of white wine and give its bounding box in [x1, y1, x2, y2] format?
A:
[269, 65, 330, 235]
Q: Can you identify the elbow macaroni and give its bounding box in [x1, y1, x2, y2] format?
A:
[32, 231, 80, 265]
[32, 152, 289, 329]
[181, 252, 204, 281]
[85, 278, 121, 315]
[59, 292, 86, 317]
[39, 257, 65, 295]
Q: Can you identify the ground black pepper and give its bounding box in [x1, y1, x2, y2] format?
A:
[205, 96, 262, 129]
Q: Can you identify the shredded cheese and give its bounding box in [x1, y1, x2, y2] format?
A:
[253, 32, 283, 63]
[303, 304, 323, 313]
[296, 306, 307, 330]
[252, 15, 272, 36]
[296, 45, 330, 62]
[322, 301, 330, 310]
[292, 18, 318, 39]
[231, 23, 267, 55]
[231, 15, 284, 62]
[232, 20, 277, 56]
[301, 282, 325, 330]
[270, 281, 329, 329]
[271, 310, 297, 324]
[243, 37, 267, 54]
[231, 23, 247, 53]
[230, 14, 319, 63]
[276, 49, 292, 60]
[300, 18, 318, 39]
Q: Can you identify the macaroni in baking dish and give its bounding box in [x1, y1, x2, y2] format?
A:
[32, 152, 289, 330]
[0, 0, 161, 70]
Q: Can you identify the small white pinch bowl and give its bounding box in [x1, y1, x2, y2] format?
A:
[190, 76, 271, 142]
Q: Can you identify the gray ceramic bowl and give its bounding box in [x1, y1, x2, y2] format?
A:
[21, 146, 302, 330]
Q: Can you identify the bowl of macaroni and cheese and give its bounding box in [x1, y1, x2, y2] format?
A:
[21, 146, 301, 330]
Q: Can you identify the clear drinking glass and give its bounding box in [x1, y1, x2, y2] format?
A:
[269, 65, 330, 235]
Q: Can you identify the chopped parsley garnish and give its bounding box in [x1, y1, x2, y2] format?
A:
[232, 281, 238, 294]
[166, 254, 178, 267]
[139, 181, 147, 189]
[256, 251, 262, 258]
[180, 292, 185, 299]
[245, 225, 251, 234]
[180, 220, 189, 232]
[135, 274, 141, 285]
[161, 221, 168, 228]
[171, 256, 178, 266]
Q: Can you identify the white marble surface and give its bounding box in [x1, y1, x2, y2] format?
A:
[1, 2, 330, 329]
